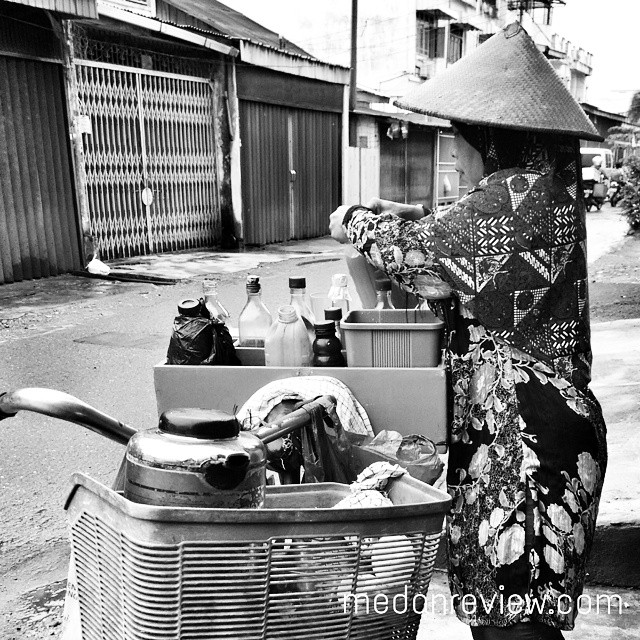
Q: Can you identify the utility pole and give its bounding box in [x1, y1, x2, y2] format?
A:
[349, 0, 358, 112]
[518, 1, 527, 22]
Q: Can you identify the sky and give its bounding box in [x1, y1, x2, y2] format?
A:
[551, 0, 639, 114]
[221, 0, 638, 117]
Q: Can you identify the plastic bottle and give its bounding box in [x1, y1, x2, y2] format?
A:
[264, 305, 313, 367]
[238, 275, 272, 347]
[374, 278, 395, 310]
[289, 277, 316, 343]
[324, 307, 344, 344]
[312, 321, 345, 367]
[343, 244, 378, 309]
[327, 273, 352, 314]
[202, 278, 230, 321]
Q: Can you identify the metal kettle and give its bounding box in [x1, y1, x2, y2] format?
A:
[125, 408, 267, 508]
[0, 387, 337, 508]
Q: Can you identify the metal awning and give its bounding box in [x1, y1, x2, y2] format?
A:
[453, 21, 480, 30]
[4, 0, 97, 18]
[417, 8, 457, 21]
[354, 105, 449, 128]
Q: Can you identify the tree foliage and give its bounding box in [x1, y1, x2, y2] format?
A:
[619, 155, 640, 232]
[606, 92, 640, 150]
[629, 91, 640, 124]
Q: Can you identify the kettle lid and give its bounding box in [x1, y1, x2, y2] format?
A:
[159, 408, 240, 439]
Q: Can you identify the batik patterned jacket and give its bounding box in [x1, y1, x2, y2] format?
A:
[342, 167, 607, 630]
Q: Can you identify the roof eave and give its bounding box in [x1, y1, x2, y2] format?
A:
[97, 2, 239, 57]
[238, 40, 349, 85]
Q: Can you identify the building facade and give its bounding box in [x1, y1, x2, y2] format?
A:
[222, 0, 508, 209]
[0, 0, 348, 284]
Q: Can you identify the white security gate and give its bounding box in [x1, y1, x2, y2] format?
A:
[75, 60, 220, 260]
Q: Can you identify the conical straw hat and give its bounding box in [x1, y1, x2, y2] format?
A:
[395, 22, 602, 141]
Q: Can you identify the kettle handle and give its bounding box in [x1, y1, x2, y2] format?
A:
[0, 387, 136, 445]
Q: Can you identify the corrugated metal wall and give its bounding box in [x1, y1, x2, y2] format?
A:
[0, 56, 82, 284]
[239, 101, 341, 245]
[290, 108, 341, 240]
[380, 123, 435, 207]
[4, 0, 97, 18]
[238, 101, 290, 245]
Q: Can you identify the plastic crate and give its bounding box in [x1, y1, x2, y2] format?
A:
[66, 473, 450, 640]
[341, 309, 444, 368]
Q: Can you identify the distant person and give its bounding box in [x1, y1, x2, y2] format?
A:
[589, 155, 604, 183]
[610, 160, 626, 183]
[330, 23, 606, 640]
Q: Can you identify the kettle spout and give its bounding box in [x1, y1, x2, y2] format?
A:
[202, 453, 251, 489]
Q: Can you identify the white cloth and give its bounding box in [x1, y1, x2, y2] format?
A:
[237, 376, 373, 436]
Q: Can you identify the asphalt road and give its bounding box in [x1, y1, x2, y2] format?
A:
[0, 205, 633, 637]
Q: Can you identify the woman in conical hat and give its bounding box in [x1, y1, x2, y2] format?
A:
[330, 22, 606, 640]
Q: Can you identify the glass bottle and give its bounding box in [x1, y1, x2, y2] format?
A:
[202, 278, 230, 322]
[312, 321, 345, 367]
[374, 278, 395, 310]
[238, 275, 272, 347]
[264, 305, 313, 367]
[289, 277, 316, 343]
[327, 273, 352, 314]
[324, 307, 343, 344]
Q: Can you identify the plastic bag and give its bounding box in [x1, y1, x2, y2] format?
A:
[259, 398, 357, 485]
[210, 319, 241, 365]
[299, 401, 357, 484]
[361, 430, 444, 485]
[86, 257, 110, 275]
[166, 304, 240, 366]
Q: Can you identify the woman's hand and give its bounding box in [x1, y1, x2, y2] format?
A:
[365, 198, 426, 221]
[329, 205, 351, 244]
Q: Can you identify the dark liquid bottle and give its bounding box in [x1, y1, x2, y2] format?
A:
[312, 321, 345, 367]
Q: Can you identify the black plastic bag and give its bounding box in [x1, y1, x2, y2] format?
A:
[210, 318, 241, 366]
[300, 402, 357, 485]
[259, 399, 357, 485]
[166, 303, 240, 366]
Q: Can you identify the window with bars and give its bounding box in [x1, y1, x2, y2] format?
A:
[448, 25, 464, 64]
[416, 15, 439, 58]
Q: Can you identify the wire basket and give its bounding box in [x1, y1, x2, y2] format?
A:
[66, 473, 450, 640]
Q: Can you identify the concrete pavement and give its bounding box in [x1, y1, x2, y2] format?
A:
[417, 570, 640, 639]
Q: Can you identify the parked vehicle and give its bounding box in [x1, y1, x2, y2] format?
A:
[608, 180, 623, 207]
[581, 147, 614, 181]
[584, 179, 607, 211]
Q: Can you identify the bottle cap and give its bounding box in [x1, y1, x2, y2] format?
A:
[374, 278, 392, 292]
[246, 275, 261, 293]
[331, 273, 348, 287]
[324, 307, 343, 321]
[178, 299, 202, 317]
[277, 305, 298, 323]
[289, 277, 307, 289]
[314, 320, 336, 336]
